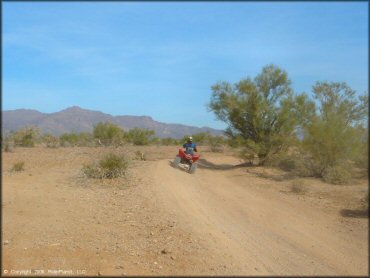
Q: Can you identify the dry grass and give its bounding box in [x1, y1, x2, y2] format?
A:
[290, 179, 308, 194]
[11, 161, 25, 172]
[82, 153, 129, 179]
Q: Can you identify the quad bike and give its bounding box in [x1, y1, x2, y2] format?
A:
[173, 148, 200, 174]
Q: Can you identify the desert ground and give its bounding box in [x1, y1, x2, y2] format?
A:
[2, 146, 369, 276]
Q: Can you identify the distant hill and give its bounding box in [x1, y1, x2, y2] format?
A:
[2, 106, 224, 139]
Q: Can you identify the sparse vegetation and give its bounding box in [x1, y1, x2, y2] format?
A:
[11, 161, 25, 172]
[13, 127, 41, 147]
[160, 137, 180, 146]
[42, 134, 60, 148]
[209, 65, 368, 184]
[2, 135, 14, 152]
[207, 135, 226, 152]
[290, 179, 307, 194]
[125, 128, 155, 145]
[60, 132, 95, 147]
[82, 153, 129, 179]
[93, 122, 125, 146]
[135, 150, 146, 161]
[322, 165, 352, 185]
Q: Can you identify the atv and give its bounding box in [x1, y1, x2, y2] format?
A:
[173, 148, 200, 174]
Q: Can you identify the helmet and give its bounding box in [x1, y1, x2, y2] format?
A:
[187, 136, 193, 142]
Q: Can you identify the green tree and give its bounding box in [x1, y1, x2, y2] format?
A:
[13, 126, 41, 147]
[42, 134, 60, 148]
[302, 81, 368, 183]
[207, 135, 226, 152]
[125, 128, 155, 145]
[93, 122, 125, 146]
[208, 65, 310, 165]
[161, 137, 179, 146]
[60, 132, 79, 147]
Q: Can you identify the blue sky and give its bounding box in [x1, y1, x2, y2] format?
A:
[3, 2, 368, 130]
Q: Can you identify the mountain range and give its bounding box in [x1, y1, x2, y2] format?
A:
[2, 106, 224, 139]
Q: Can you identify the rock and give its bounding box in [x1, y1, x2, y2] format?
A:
[161, 249, 169, 254]
[150, 232, 154, 236]
[170, 256, 175, 260]
[3, 240, 9, 245]
[154, 261, 158, 265]
[115, 266, 124, 269]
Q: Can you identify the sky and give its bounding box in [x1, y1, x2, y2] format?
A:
[3, 2, 368, 130]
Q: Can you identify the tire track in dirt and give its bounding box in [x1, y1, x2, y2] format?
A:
[150, 159, 368, 275]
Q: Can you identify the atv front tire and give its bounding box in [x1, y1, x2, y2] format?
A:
[189, 163, 197, 174]
[173, 156, 181, 168]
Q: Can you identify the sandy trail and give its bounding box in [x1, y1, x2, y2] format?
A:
[151, 158, 368, 275]
[2, 147, 368, 276]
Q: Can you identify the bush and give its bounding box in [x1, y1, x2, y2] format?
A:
[13, 127, 41, 147]
[208, 65, 313, 165]
[2, 136, 14, 152]
[207, 135, 226, 152]
[322, 165, 351, 185]
[272, 154, 315, 177]
[42, 134, 60, 148]
[161, 137, 179, 146]
[301, 82, 368, 182]
[125, 128, 155, 145]
[290, 179, 307, 194]
[11, 161, 25, 172]
[60, 132, 95, 147]
[135, 150, 146, 161]
[82, 153, 129, 179]
[93, 122, 125, 146]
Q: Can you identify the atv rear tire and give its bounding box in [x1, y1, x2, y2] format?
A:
[173, 156, 181, 168]
[189, 163, 197, 174]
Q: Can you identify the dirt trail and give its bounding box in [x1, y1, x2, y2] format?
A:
[2, 147, 368, 276]
[150, 158, 368, 275]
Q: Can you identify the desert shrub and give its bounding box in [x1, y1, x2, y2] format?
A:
[192, 132, 211, 145]
[13, 127, 41, 147]
[2, 135, 14, 152]
[60, 133, 79, 147]
[322, 165, 352, 185]
[208, 65, 315, 165]
[60, 132, 94, 147]
[135, 150, 146, 161]
[352, 125, 369, 172]
[125, 128, 155, 145]
[150, 137, 161, 145]
[270, 153, 315, 177]
[301, 82, 368, 183]
[93, 122, 125, 146]
[207, 135, 226, 152]
[11, 161, 25, 172]
[42, 134, 59, 148]
[161, 137, 179, 146]
[82, 153, 129, 179]
[290, 179, 307, 194]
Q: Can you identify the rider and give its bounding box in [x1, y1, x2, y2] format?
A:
[183, 136, 198, 156]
